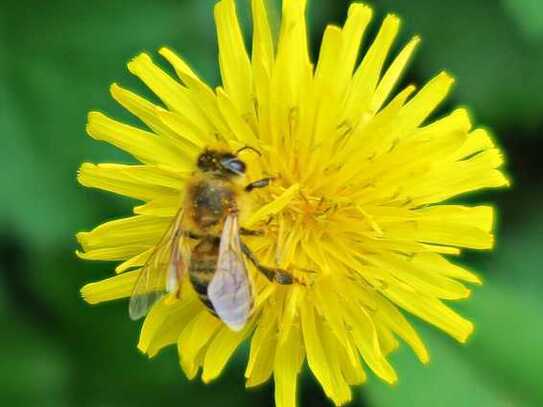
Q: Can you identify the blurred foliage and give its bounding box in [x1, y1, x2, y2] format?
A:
[377, 0, 543, 132]
[0, 0, 541, 406]
[503, 0, 543, 41]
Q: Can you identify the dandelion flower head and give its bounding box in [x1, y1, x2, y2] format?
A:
[77, 0, 509, 405]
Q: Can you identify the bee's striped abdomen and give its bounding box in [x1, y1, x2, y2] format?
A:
[189, 238, 220, 315]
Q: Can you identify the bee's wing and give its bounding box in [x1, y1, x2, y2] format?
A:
[208, 214, 253, 331]
[129, 208, 189, 320]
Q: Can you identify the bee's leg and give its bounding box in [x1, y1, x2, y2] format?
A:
[240, 242, 296, 285]
[245, 177, 273, 192]
[240, 228, 263, 236]
[187, 232, 204, 240]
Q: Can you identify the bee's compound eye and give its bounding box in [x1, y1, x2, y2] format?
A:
[223, 158, 246, 175]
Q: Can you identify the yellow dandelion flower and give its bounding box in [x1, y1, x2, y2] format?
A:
[77, 0, 509, 406]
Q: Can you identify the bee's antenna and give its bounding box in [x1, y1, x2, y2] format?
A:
[236, 145, 261, 157]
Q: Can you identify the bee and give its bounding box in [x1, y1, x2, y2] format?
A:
[129, 146, 296, 331]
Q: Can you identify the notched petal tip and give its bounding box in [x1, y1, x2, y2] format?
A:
[86, 112, 108, 141]
[437, 70, 456, 86]
[411, 34, 422, 44]
[80, 283, 96, 304]
[87, 110, 102, 121]
[485, 234, 496, 251]
[383, 13, 401, 27]
[159, 47, 190, 76]
[109, 82, 124, 99]
[419, 348, 431, 365]
[76, 162, 96, 186]
[137, 340, 150, 355]
[109, 82, 119, 92]
[382, 370, 399, 386]
[157, 46, 171, 56]
[74, 249, 86, 259]
[127, 52, 153, 73]
[452, 107, 472, 128]
[458, 321, 475, 344]
[471, 273, 484, 286]
[348, 2, 373, 16]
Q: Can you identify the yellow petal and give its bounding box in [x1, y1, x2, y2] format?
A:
[338, 4, 373, 95]
[313, 278, 357, 367]
[274, 322, 304, 407]
[178, 311, 221, 379]
[138, 292, 199, 357]
[414, 253, 482, 285]
[418, 204, 494, 232]
[419, 107, 472, 144]
[115, 249, 152, 273]
[133, 196, 180, 218]
[378, 205, 494, 249]
[155, 108, 207, 150]
[372, 36, 420, 112]
[158, 47, 203, 85]
[270, 0, 312, 152]
[398, 71, 454, 129]
[245, 307, 277, 388]
[252, 56, 273, 144]
[76, 246, 147, 262]
[321, 325, 359, 397]
[368, 253, 471, 300]
[375, 323, 400, 356]
[243, 183, 300, 227]
[78, 163, 186, 202]
[277, 0, 311, 82]
[301, 300, 352, 405]
[344, 14, 400, 123]
[77, 215, 170, 253]
[452, 128, 495, 161]
[215, 0, 254, 117]
[277, 285, 304, 344]
[345, 300, 398, 384]
[331, 85, 417, 187]
[385, 286, 474, 343]
[410, 149, 509, 205]
[86, 112, 185, 167]
[127, 53, 212, 133]
[158, 47, 230, 138]
[373, 294, 429, 363]
[81, 270, 138, 304]
[216, 87, 258, 144]
[110, 83, 186, 145]
[251, 0, 275, 74]
[310, 25, 343, 149]
[202, 323, 253, 383]
[350, 129, 466, 198]
[337, 332, 367, 386]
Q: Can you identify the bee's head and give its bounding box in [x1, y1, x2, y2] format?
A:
[197, 149, 246, 177]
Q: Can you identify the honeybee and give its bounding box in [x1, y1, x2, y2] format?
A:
[129, 146, 296, 331]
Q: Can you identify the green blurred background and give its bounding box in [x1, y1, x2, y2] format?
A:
[0, 0, 541, 405]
